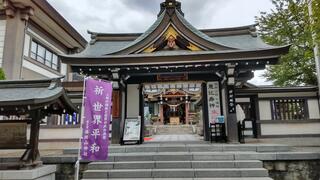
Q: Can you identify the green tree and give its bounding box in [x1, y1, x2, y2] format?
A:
[0, 68, 5, 80]
[256, 0, 320, 86]
[311, 0, 320, 46]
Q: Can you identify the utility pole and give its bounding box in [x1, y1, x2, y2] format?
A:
[307, 0, 320, 97]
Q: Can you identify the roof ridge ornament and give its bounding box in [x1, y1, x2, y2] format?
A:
[158, 0, 184, 17]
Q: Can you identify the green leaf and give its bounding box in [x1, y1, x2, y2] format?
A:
[0, 68, 5, 80]
[256, 0, 319, 86]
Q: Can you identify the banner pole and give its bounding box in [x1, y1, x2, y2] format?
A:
[75, 77, 88, 180]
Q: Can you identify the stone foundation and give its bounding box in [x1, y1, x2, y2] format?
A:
[54, 164, 88, 180]
[264, 160, 320, 180]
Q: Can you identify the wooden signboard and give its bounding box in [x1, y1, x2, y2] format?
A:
[157, 73, 188, 81]
[0, 123, 27, 149]
[122, 116, 141, 144]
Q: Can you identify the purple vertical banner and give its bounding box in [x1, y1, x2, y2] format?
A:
[80, 78, 112, 161]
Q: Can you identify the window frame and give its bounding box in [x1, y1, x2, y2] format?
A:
[29, 40, 60, 71]
[270, 97, 309, 120]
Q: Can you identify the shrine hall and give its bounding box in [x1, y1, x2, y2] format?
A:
[60, 0, 290, 144]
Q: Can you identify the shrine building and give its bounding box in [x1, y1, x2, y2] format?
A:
[60, 0, 320, 144]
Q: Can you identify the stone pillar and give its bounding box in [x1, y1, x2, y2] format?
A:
[225, 64, 239, 143]
[2, 0, 34, 80]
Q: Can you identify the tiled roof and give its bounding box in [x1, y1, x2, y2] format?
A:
[61, 4, 285, 59]
[0, 78, 78, 114]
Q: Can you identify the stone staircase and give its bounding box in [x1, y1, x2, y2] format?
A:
[72, 143, 291, 179]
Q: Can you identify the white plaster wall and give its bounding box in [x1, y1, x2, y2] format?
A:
[39, 128, 81, 140]
[23, 34, 31, 57]
[21, 67, 47, 79]
[308, 99, 320, 119]
[236, 98, 250, 103]
[261, 123, 320, 135]
[126, 84, 140, 117]
[22, 60, 60, 79]
[26, 127, 80, 140]
[259, 100, 272, 120]
[258, 92, 317, 98]
[0, 20, 6, 67]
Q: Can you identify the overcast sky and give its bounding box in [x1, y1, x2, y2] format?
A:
[48, 0, 276, 85]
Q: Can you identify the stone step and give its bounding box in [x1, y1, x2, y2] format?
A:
[107, 152, 233, 162]
[83, 168, 269, 179]
[93, 151, 283, 162]
[64, 144, 290, 154]
[83, 178, 273, 180]
[88, 160, 263, 170]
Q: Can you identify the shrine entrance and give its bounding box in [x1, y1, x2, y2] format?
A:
[143, 82, 204, 137]
[163, 103, 185, 125]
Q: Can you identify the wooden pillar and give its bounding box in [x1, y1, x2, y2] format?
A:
[20, 109, 42, 166]
[111, 89, 122, 144]
[225, 64, 239, 143]
[202, 83, 210, 141]
[139, 85, 144, 144]
[226, 84, 238, 143]
[185, 103, 189, 124]
[252, 95, 261, 138]
[159, 104, 164, 124]
[119, 81, 127, 145]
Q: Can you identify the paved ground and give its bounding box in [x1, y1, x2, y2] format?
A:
[149, 134, 202, 142]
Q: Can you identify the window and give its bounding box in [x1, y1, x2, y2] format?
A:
[30, 41, 37, 59]
[29, 40, 59, 70]
[37, 45, 45, 63]
[45, 51, 52, 67]
[271, 98, 307, 120]
[52, 54, 58, 70]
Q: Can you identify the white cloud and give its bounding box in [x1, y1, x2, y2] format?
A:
[48, 0, 274, 39]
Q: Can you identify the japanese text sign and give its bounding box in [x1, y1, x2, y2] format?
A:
[207, 81, 221, 125]
[80, 78, 112, 160]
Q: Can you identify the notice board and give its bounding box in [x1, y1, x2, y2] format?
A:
[122, 117, 141, 143]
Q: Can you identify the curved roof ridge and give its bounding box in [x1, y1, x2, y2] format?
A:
[201, 24, 258, 33]
[60, 44, 290, 59]
[87, 24, 257, 38]
[108, 11, 166, 55]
